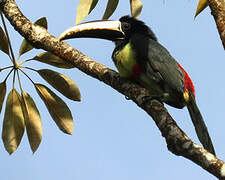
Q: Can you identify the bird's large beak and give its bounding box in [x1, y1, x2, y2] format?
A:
[59, 20, 125, 41]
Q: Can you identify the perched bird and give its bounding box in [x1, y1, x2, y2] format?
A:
[59, 16, 216, 155]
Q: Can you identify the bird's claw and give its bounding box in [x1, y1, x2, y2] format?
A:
[141, 94, 167, 106]
[125, 96, 131, 100]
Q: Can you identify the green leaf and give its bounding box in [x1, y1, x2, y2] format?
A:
[130, 0, 143, 19]
[33, 52, 75, 69]
[102, 0, 119, 19]
[195, 0, 208, 18]
[21, 91, 42, 153]
[2, 89, 25, 154]
[0, 81, 6, 114]
[0, 26, 9, 55]
[0, 81, 6, 113]
[37, 69, 81, 101]
[19, 40, 33, 57]
[76, 0, 99, 24]
[34, 17, 48, 29]
[19, 17, 48, 57]
[35, 83, 73, 135]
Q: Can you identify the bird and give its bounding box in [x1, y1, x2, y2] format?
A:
[59, 15, 216, 155]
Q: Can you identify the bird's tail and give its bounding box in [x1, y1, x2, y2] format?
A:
[187, 93, 216, 155]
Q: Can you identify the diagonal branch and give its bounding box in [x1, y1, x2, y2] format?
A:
[0, 0, 225, 179]
[208, 0, 225, 49]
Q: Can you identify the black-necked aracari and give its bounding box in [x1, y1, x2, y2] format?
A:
[59, 16, 215, 155]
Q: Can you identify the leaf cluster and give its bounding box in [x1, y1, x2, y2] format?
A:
[75, 0, 207, 25]
[0, 16, 81, 154]
[76, 0, 143, 24]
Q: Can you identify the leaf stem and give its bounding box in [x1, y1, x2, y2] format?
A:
[13, 68, 16, 89]
[3, 67, 14, 82]
[16, 70, 23, 92]
[19, 58, 33, 66]
[0, 65, 13, 71]
[18, 68, 35, 85]
[22, 66, 37, 72]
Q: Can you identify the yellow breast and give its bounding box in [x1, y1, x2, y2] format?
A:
[113, 43, 136, 78]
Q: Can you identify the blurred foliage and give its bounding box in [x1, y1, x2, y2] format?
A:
[102, 0, 119, 20]
[75, 0, 207, 23]
[195, 0, 208, 18]
[76, 0, 99, 24]
[76, 0, 143, 24]
[130, 0, 143, 19]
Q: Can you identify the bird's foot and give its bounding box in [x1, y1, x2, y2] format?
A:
[125, 96, 131, 100]
[141, 93, 169, 106]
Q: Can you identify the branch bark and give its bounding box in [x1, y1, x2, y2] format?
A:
[208, 0, 225, 49]
[0, 0, 225, 179]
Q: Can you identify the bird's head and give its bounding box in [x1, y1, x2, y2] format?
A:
[59, 16, 157, 43]
[118, 16, 157, 41]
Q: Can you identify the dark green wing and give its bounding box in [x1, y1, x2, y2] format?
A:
[131, 34, 185, 96]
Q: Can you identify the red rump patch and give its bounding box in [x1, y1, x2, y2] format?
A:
[132, 63, 143, 79]
[177, 63, 195, 97]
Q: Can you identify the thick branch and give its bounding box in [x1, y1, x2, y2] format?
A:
[208, 0, 225, 49]
[0, 0, 225, 179]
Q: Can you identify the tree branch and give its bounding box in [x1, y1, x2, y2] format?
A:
[208, 0, 225, 49]
[0, 0, 225, 179]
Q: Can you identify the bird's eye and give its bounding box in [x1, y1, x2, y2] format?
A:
[122, 22, 131, 31]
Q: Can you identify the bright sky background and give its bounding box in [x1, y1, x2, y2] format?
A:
[1, 0, 225, 179]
